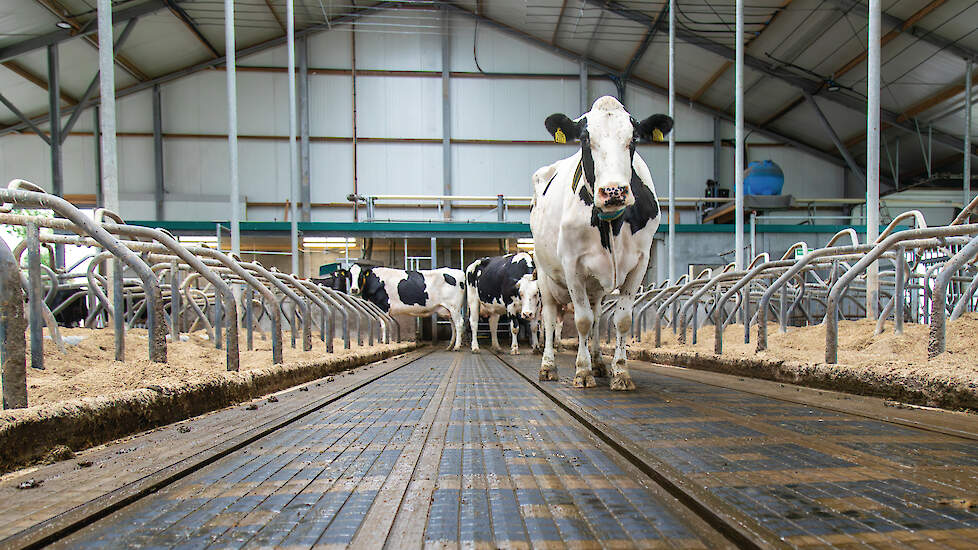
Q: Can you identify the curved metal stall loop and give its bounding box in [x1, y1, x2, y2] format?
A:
[180, 272, 216, 341]
[653, 268, 715, 348]
[192, 252, 284, 365]
[360, 299, 399, 344]
[677, 268, 744, 345]
[0, 237, 27, 409]
[271, 271, 329, 351]
[9, 217, 244, 370]
[320, 287, 356, 349]
[0, 184, 166, 362]
[629, 278, 672, 340]
[267, 268, 314, 352]
[240, 262, 310, 353]
[297, 280, 339, 351]
[633, 280, 677, 342]
[755, 244, 875, 352]
[711, 259, 797, 354]
[950, 259, 978, 321]
[637, 274, 688, 339]
[951, 195, 978, 225]
[10, 237, 67, 356]
[337, 291, 380, 346]
[927, 234, 978, 358]
[823, 228, 978, 364]
[324, 289, 367, 347]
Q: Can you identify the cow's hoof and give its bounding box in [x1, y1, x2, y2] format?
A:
[610, 374, 636, 391]
[511, 348, 519, 355]
[539, 367, 558, 381]
[471, 347, 481, 354]
[591, 363, 608, 378]
[573, 374, 597, 388]
[532, 347, 543, 355]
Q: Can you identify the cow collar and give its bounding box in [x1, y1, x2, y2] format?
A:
[572, 159, 626, 222]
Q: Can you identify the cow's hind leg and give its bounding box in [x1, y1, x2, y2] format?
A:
[488, 315, 503, 352]
[451, 309, 465, 351]
[569, 283, 596, 388]
[589, 295, 608, 378]
[509, 316, 520, 354]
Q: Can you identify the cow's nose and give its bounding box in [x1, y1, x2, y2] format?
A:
[521, 312, 532, 320]
[598, 185, 629, 205]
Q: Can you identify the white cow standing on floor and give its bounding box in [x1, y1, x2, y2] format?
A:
[348, 264, 466, 351]
[465, 252, 539, 354]
[531, 96, 671, 390]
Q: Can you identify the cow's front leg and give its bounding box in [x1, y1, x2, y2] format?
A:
[589, 295, 608, 378]
[468, 298, 481, 353]
[610, 276, 643, 391]
[530, 319, 541, 354]
[569, 284, 596, 388]
[509, 316, 520, 354]
[488, 315, 503, 352]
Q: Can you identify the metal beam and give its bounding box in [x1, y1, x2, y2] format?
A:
[804, 91, 865, 181]
[826, 0, 977, 63]
[0, 93, 51, 144]
[1, 61, 78, 105]
[164, 0, 220, 58]
[0, 5, 392, 138]
[552, 0, 568, 44]
[48, 44, 63, 203]
[691, 61, 730, 102]
[440, 2, 846, 168]
[61, 18, 140, 141]
[299, 36, 311, 222]
[584, 0, 976, 158]
[0, 0, 169, 63]
[262, 0, 287, 32]
[31, 0, 150, 81]
[97, 0, 119, 214]
[442, 8, 452, 219]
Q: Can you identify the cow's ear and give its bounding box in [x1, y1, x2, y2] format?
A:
[634, 114, 674, 143]
[545, 114, 584, 144]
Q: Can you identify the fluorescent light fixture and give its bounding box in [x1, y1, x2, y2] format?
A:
[55, 21, 72, 29]
[179, 236, 218, 244]
[304, 237, 356, 249]
[516, 238, 534, 249]
[517, 238, 534, 244]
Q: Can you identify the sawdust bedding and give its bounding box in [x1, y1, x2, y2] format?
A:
[633, 312, 978, 390]
[12, 327, 399, 407]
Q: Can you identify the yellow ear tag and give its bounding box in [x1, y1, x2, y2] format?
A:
[554, 128, 567, 144]
[653, 128, 665, 142]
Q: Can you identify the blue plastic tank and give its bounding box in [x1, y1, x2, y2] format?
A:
[744, 160, 784, 195]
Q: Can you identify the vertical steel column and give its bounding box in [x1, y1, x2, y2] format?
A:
[245, 285, 254, 350]
[667, 0, 676, 282]
[0, 238, 27, 409]
[441, 9, 452, 220]
[47, 45, 65, 268]
[26, 223, 44, 370]
[749, 211, 756, 260]
[431, 237, 438, 344]
[580, 60, 588, 113]
[965, 59, 973, 217]
[713, 117, 720, 183]
[94, 107, 103, 208]
[734, 0, 744, 272]
[895, 137, 900, 190]
[170, 260, 180, 341]
[113, 258, 124, 361]
[287, 0, 299, 274]
[894, 245, 905, 335]
[97, 0, 118, 214]
[153, 85, 165, 221]
[460, 238, 464, 270]
[866, 0, 881, 319]
[226, 0, 241, 258]
[299, 36, 311, 223]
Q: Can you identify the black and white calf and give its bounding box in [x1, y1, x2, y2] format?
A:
[531, 96, 671, 390]
[348, 264, 466, 350]
[465, 253, 539, 354]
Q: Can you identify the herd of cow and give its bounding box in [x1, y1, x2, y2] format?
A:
[323, 96, 672, 391]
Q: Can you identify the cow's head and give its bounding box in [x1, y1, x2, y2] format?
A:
[545, 96, 672, 218]
[348, 264, 367, 295]
[517, 272, 540, 320]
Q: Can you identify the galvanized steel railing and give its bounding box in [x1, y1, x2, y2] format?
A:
[0, 180, 400, 410]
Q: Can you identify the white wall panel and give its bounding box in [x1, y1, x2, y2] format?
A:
[307, 31, 354, 68]
[309, 75, 353, 137]
[356, 76, 441, 138]
[355, 142, 441, 196]
[449, 16, 579, 74]
[310, 142, 354, 206]
[451, 78, 579, 140]
[355, 11, 441, 71]
[163, 138, 229, 196]
[0, 134, 52, 191]
[163, 71, 229, 134]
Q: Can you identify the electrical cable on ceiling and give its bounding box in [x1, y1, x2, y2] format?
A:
[473, 19, 486, 73]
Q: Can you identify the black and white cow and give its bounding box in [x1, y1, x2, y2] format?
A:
[531, 96, 671, 390]
[348, 264, 466, 350]
[313, 268, 351, 292]
[465, 253, 539, 354]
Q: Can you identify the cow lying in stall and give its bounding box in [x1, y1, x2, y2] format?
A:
[348, 264, 466, 351]
[531, 95, 671, 390]
[465, 252, 540, 354]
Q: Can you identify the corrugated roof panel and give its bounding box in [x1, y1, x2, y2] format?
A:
[902, 0, 978, 53]
[0, 0, 58, 50]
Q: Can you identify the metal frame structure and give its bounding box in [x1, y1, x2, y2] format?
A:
[0, 181, 398, 410]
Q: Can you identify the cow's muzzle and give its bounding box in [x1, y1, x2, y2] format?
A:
[521, 311, 534, 320]
[597, 184, 631, 209]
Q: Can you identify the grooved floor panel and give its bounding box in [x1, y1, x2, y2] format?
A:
[49, 352, 726, 549]
[505, 353, 978, 549]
